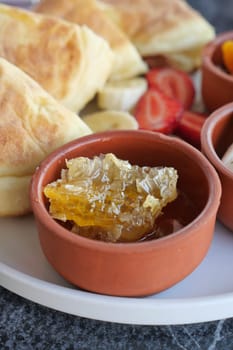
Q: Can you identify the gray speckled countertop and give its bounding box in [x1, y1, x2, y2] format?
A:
[1, 284, 233, 350]
[1, 1, 233, 349]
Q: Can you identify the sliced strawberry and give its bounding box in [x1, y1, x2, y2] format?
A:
[146, 68, 195, 110]
[175, 110, 207, 147]
[134, 88, 183, 134]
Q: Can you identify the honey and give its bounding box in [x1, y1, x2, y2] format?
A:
[44, 153, 178, 242]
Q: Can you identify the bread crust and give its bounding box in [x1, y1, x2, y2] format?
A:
[0, 58, 91, 216]
[0, 4, 114, 111]
[34, 0, 147, 80]
[100, 0, 215, 71]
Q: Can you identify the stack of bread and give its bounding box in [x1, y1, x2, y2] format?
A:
[0, 4, 113, 215]
[0, 56, 91, 216]
[34, 0, 215, 113]
[98, 0, 215, 72]
[0, 1, 214, 216]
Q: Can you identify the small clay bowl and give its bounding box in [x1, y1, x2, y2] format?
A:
[201, 30, 233, 112]
[201, 102, 233, 231]
[30, 130, 221, 297]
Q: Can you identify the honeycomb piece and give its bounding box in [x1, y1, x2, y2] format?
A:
[44, 153, 178, 242]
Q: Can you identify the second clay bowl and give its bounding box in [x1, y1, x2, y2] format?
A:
[202, 102, 233, 231]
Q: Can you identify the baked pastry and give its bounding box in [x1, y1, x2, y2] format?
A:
[0, 58, 91, 217]
[34, 0, 148, 80]
[99, 0, 215, 72]
[0, 3, 114, 112]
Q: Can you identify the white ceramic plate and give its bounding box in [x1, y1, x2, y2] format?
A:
[1, 215, 233, 325]
[1, 71, 232, 325]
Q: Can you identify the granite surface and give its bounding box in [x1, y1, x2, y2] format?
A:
[1, 285, 233, 350]
[1, 1, 233, 349]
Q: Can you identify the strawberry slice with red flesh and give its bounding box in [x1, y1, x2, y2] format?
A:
[134, 88, 183, 134]
[146, 68, 195, 110]
[175, 110, 207, 147]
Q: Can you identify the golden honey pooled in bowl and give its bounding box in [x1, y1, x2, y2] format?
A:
[44, 153, 178, 242]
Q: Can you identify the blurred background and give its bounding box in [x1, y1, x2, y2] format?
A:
[1, 0, 233, 34]
[188, 0, 233, 33]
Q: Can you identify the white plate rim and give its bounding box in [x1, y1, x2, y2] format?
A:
[2, 260, 233, 325]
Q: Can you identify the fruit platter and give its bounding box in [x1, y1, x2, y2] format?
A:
[1, 0, 233, 325]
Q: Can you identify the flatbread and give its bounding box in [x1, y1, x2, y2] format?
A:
[0, 58, 91, 216]
[100, 0, 215, 71]
[34, 0, 148, 80]
[0, 3, 114, 111]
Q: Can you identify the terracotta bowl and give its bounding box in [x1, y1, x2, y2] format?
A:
[30, 130, 221, 297]
[201, 31, 233, 112]
[201, 103, 233, 231]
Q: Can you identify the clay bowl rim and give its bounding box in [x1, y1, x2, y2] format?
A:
[30, 130, 221, 253]
[201, 102, 233, 180]
[202, 30, 233, 83]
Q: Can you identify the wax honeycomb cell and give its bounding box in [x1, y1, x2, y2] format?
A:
[44, 153, 178, 242]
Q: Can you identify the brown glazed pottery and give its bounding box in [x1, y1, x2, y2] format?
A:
[201, 31, 233, 112]
[201, 102, 233, 231]
[30, 130, 221, 297]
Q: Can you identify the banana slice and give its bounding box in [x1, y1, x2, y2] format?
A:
[222, 143, 233, 171]
[82, 110, 138, 132]
[97, 77, 147, 111]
